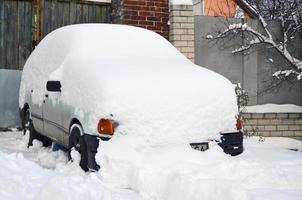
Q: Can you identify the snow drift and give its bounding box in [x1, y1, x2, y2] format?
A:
[19, 24, 238, 146]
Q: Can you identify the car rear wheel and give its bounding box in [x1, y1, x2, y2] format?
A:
[24, 109, 52, 148]
[68, 124, 100, 172]
[23, 109, 31, 135]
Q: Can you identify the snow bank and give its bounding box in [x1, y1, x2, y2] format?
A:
[169, 0, 193, 5]
[99, 137, 302, 200]
[20, 24, 238, 146]
[0, 132, 141, 200]
[245, 104, 302, 113]
[261, 137, 302, 151]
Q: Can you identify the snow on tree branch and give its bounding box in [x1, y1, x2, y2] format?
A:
[210, 0, 302, 81]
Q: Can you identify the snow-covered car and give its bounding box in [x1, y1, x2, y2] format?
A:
[19, 24, 243, 171]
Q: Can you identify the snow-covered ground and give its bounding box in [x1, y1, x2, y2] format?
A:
[0, 131, 141, 200]
[0, 131, 301, 200]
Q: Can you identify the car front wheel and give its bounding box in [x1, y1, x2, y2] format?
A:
[68, 124, 100, 172]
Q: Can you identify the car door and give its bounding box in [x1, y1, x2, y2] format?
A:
[30, 89, 44, 134]
[43, 81, 65, 144]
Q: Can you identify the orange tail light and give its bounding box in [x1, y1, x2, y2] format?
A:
[236, 115, 242, 130]
[98, 119, 114, 135]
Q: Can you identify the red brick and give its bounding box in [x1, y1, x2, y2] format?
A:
[121, 0, 169, 39]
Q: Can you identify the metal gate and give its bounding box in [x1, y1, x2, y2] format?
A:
[0, 0, 110, 70]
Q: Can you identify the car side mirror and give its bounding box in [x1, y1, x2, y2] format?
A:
[46, 81, 61, 92]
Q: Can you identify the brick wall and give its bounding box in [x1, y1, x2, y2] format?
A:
[242, 113, 302, 140]
[169, 4, 195, 62]
[112, 0, 169, 39]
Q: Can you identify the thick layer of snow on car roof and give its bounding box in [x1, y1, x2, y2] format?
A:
[20, 24, 237, 145]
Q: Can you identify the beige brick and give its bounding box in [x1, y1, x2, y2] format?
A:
[294, 131, 302, 136]
[180, 23, 194, 29]
[173, 41, 188, 47]
[243, 125, 253, 131]
[277, 125, 288, 131]
[251, 113, 263, 119]
[257, 126, 265, 131]
[270, 131, 282, 137]
[270, 119, 282, 125]
[169, 35, 181, 41]
[170, 11, 180, 16]
[282, 131, 294, 137]
[265, 126, 276, 131]
[170, 29, 187, 35]
[289, 125, 301, 131]
[170, 23, 181, 29]
[257, 119, 270, 125]
[264, 113, 276, 119]
[180, 47, 194, 53]
[244, 119, 257, 125]
[280, 119, 295, 125]
[187, 53, 194, 59]
[294, 119, 302, 125]
[241, 113, 251, 118]
[276, 113, 288, 118]
[180, 10, 193, 16]
[171, 16, 188, 23]
[187, 17, 194, 23]
[181, 35, 194, 41]
[289, 113, 300, 119]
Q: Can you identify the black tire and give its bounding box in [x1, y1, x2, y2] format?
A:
[24, 109, 52, 148]
[68, 124, 89, 172]
[23, 109, 31, 135]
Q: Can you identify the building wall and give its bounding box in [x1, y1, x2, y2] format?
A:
[112, 0, 169, 39]
[194, 15, 302, 106]
[204, 0, 237, 17]
[169, 4, 195, 62]
[242, 112, 302, 141]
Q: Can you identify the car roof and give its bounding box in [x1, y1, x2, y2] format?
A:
[38, 24, 190, 67]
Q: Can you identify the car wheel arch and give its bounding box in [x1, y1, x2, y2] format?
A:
[69, 118, 84, 136]
[22, 103, 30, 115]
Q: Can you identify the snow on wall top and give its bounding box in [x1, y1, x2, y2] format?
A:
[169, 0, 193, 5]
[245, 104, 302, 113]
[20, 24, 237, 146]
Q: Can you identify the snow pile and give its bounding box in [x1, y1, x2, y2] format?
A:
[245, 104, 302, 113]
[169, 0, 193, 5]
[1, 131, 302, 200]
[99, 137, 302, 200]
[20, 24, 238, 146]
[0, 132, 141, 200]
[261, 137, 302, 151]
